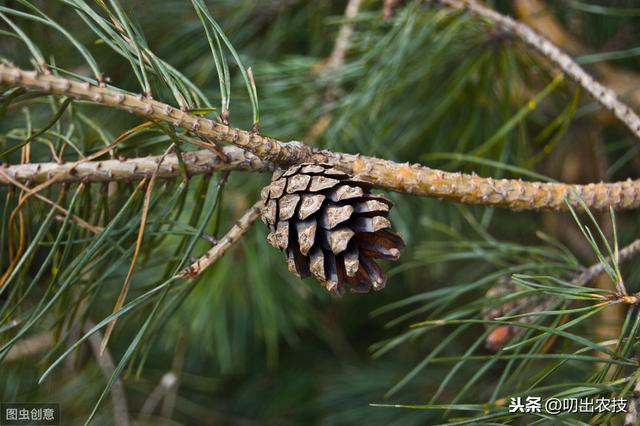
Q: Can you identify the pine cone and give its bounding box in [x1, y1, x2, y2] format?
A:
[260, 163, 405, 295]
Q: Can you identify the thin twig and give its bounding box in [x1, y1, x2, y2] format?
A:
[85, 321, 130, 426]
[306, 0, 362, 144]
[485, 237, 640, 350]
[326, 0, 362, 71]
[162, 333, 187, 418]
[3, 65, 640, 211]
[513, 0, 640, 110]
[138, 334, 187, 421]
[4, 331, 52, 361]
[573, 238, 640, 285]
[434, 0, 640, 140]
[625, 373, 640, 426]
[383, 0, 402, 20]
[178, 200, 263, 278]
[138, 372, 178, 421]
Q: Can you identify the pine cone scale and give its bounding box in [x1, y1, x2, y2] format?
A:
[295, 218, 317, 256]
[287, 244, 309, 278]
[269, 178, 286, 198]
[282, 165, 301, 177]
[299, 194, 325, 220]
[286, 174, 311, 193]
[324, 227, 355, 254]
[309, 175, 340, 192]
[350, 216, 391, 233]
[268, 221, 289, 249]
[262, 199, 277, 226]
[301, 164, 325, 174]
[343, 246, 360, 277]
[327, 185, 364, 202]
[319, 204, 354, 229]
[309, 248, 327, 282]
[278, 194, 300, 221]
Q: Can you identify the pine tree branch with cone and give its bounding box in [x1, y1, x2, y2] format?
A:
[2, 63, 640, 212]
[2, 1, 640, 424]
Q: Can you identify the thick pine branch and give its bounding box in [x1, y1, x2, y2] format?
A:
[2, 65, 640, 211]
[0, 66, 312, 165]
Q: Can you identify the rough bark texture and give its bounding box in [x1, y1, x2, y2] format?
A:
[0, 65, 313, 165]
[3, 64, 640, 211]
[0, 146, 273, 184]
[318, 152, 640, 210]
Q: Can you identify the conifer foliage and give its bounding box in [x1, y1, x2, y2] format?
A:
[1, 1, 640, 425]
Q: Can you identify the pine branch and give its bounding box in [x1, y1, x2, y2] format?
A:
[0, 65, 310, 164]
[85, 322, 130, 426]
[0, 146, 273, 184]
[513, 0, 640, 110]
[325, 0, 362, 71]
[3, 65, 640, 211]
[485, 237, 640, 350]
[305, 0, 362, 143]
[434, 0, 640, 140]
[625, 374, 640, 426]
[4, 331, 52, 361]
[178, 200, 262, 278]
[574, 238, 640, 286]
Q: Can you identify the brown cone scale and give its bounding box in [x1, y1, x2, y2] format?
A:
[260, 163, 405, 295]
